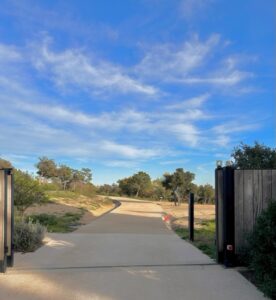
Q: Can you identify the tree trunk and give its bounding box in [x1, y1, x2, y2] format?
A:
[135, 186, 140, 197]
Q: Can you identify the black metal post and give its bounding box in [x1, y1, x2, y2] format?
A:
[215, 166, 224, 263]
[189, 193, 194, 241]
[6, 169, 14, 267]
[222, 166, 235, 267]
[0, 169, 7, 273]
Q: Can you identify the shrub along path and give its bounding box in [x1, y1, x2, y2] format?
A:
[0, 197, 266, 300]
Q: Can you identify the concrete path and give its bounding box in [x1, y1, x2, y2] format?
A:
[0, 197, 265, 300]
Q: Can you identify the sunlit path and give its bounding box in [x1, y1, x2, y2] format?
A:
[0, 198, 265, 300]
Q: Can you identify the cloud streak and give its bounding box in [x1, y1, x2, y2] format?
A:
[32, 38, 158, 96]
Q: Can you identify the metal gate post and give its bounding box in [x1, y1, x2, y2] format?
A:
[215, 165, 235, 267]
[0, 169, 7, 272]
[6, 169, 14, 267]
[189, 193, 194, 241]
[215, 166, 224, 263]
[222, 166, 235, 267]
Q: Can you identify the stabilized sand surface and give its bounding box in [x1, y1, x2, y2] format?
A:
[0, 197, 265, 300]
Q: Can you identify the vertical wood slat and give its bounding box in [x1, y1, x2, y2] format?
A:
[0, 171, 5, 262]
[243, 170, 254, 242]
[233, 169, 275, 255]
[234, 170, 244, 253]
[272, 170, 276, 202]
[262, 170, 272, 210]
[253, 170, 262, 223]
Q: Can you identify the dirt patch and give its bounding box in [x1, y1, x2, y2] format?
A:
[25, 195, 114, 227]
[160, 201, 215, 228]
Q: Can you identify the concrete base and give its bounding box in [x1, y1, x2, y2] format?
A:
[0, 197, 265, 300]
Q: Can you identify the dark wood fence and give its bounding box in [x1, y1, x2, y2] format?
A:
[234, 169, 276, 253]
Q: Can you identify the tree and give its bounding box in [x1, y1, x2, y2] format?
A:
[197, 184, 215, 204]
[232, 142, 276, 169]
[162, 168, 195, 200]
[118, 171, 152, 197]
[80, 168, 92, 183]
[57, 165, 73, 190]
[97, 184, 121, 196]
[14, 170, 48, 216]
[151, 179, 171, 200]
[36, 157, 57, 179]
[0, 158, 12, 168]
[70, 168, 93, 191]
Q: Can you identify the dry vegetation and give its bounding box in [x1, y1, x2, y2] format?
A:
[160, 201, 216, 258]
[25, 191, 114, 227]
[160, 201, 215, 229]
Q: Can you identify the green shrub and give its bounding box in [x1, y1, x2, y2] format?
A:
[14, 170, 48, 215]
[14, 221, 46, 252]
[26, 212, 83, 233]
[247, 201, 276, 299]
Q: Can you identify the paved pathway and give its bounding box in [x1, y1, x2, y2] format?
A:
[0, 198, 265, 300]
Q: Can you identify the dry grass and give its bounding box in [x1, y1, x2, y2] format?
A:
[160, 201, 215, 229]
[160, 201, 216, 258]
[25, 191, 114, 227]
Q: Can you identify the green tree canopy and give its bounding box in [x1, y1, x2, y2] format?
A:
[57, 165, 73, 190]
[232, 142, 276, 169]
[36, 157, 57, 178]
[118, 171, 151, 197]
[14, 170, 48, 215]
[197, 184, 215, 204]
[162, 168, 195, 199]
[80, 168, 92, 183]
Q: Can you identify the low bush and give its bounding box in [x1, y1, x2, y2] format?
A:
[247, 201, 276, 299]
[26, 212, 83, 233]
[14, 221, 46, 252]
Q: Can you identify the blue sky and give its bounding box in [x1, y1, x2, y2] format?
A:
[0, 0, 275, 185]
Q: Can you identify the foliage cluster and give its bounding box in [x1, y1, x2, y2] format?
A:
[26, 212, 84, 233]
[14, 221, 46, 252]
[175, 219, 216, 259]
[100, 168, 215, 203]
[232, 142, 276, 169]
[244, 202, 276, 299]
[36, 157, 93, 191]
[14, 169, 49, 215]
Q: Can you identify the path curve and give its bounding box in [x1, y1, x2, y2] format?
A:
[0, 197, 265, 300]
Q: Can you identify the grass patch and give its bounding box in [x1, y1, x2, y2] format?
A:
[26, 212, 84, 233]
[46, 190, 80, 200]
[174, 219, 216, 259]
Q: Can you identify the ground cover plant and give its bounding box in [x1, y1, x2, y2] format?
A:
[245, 201, 276, 299]
[14, 221, 46, 252]
[26, 212, 84, 233]
[174, 219, 216, 259]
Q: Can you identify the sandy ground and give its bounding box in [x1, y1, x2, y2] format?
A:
[25, 195, 115, 226]
[160, 201, 215, 228]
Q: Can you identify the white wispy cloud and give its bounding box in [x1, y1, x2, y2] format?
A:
[136, 34, 220, 80]
[31, 38, 158, 96]
[136, 34, 253, 88]
[213, 122, 260, 134]
[102, 160, 139, 168]
[0, 44, 22, 62]
[179, 0, 213, 21]
[169, 123, 200, 146]
[165, 93, 210, 110]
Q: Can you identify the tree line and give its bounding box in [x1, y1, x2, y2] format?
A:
[0, 141, 275, 212]
[98, 168, 215, 204]
[36, 156, 93, 191]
